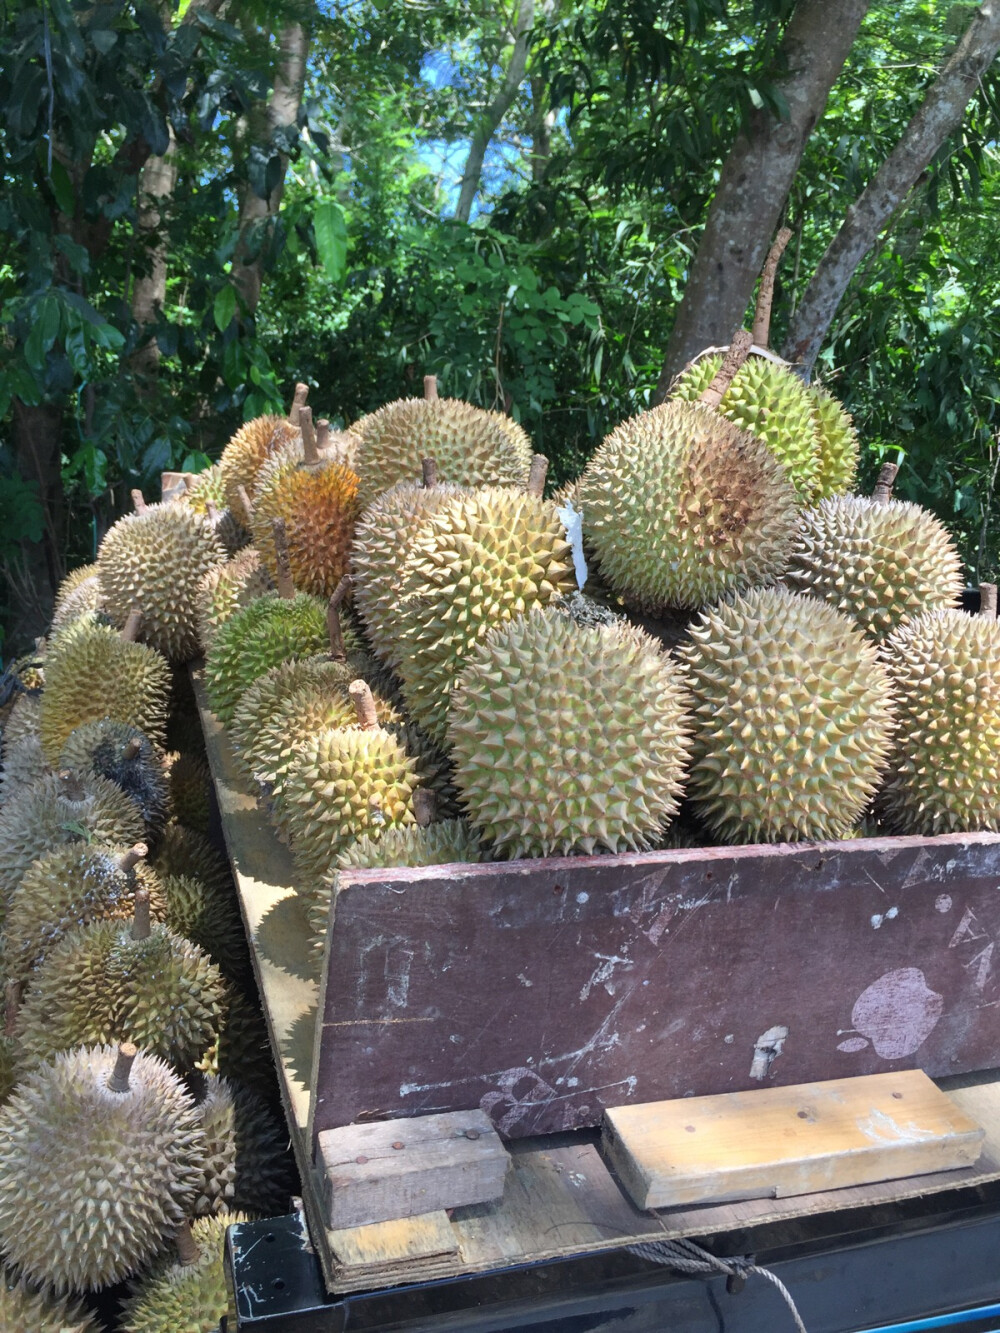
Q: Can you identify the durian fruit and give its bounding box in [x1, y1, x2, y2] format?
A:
[392, 481, 576, 742]
[16, 893, 225, 1074]
[0, 1042, 204, 1292]
[162, 874, 249, 984]
[0, 770, 145, 904]
[0, 728, 50, 801]
[97, 495, 226, 662]
[118, 1212, 249, 1333]
[217, 984, 275, 1094]
[151, 823, 232, 900]
[808, 382, 860, 498]
[39, 614, 171, 763]
[251, 407, 362, 597]
[202, 591, 333, 725]
[60, 719, 170, 834]
[677, 586, 896, 843]
[219, 415, 299, 525]
[783, 462, 964, 639]
[50, 562, 104, 633]
[176, 464, 248, 556]
[449, 606, 692, 858]
[165, 750, 213, 833]
[352, 478, 469, 668]
[280, 681, 419, 881]
[193, 1076, 293, 1217]
[195, 546, 272, 653]
[880, 593, 1000, 834]
[352, 378, 532, 506]
[577, 336, 798, 615]
[0, 1268, 100, 1332]
[1, 979, 20, 1107]
[5, 841, 166, 978]
[2, 691, 40, 753]
[306, 817, 482, 960]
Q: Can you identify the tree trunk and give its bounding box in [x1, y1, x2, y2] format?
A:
[652, 0, 872, 401]
[455, 0, 534, 224]
[130, 126, 178, 380]
[529, 70, 554, 182]
[784, 1, 1000, 374]
[7, 400, 66, 651]
[232, 23, 309, 316]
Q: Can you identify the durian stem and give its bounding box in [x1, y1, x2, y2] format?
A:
[122, 737, 142, 762]
[316, 419, 331, 450]
[871, 462, 899, 504]
[131, 489, 148, 514]
[174, 1220, 201, 1267]
[116, 842, 148, 874]
[979, 583, 997, 619]
[698, 329, 754, 410]
[527, 454, 549, 498]
[205, 499, 218, 522]
[289, 382, 309, 426]
[237, 485, 254, 522]
[108, 1042, 138, 1094]
[4, 979, 22, 1037]
[349, 679, 379, 730]
[300, 406, 319, 464]
[421, 457, 439, 488]
[327, 578, 352, 662]
[132, 888, 152, 940]
[121, 608, 143, 643]
[183, 474, 196, 493]
[423, 374, 438, 401]
[752, 226, 793, 350]
[58, 769, 87, 802]
[271, 518, 296, 599]
[413, 788, 436, 827]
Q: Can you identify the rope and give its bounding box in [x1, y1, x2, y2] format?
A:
[626, 1236, 809, 1333]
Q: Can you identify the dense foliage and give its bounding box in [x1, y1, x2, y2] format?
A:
[1, 0, 999, 648]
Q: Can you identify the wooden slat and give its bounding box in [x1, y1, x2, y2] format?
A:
[603, 1071, 984, 1211]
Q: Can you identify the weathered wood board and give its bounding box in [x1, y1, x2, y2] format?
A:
[313, 834, 1000, 1139]
[602, 1070, 984, 1210]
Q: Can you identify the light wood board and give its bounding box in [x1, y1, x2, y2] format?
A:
[194, 675, 1000, 1296]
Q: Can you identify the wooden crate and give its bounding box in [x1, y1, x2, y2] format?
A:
[193, 671, 1000, 1293]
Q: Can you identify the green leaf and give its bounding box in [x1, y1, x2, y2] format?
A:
[214, 284, 237, 331]
[314, 201, 348, 280]
[49, 162, 76, 217]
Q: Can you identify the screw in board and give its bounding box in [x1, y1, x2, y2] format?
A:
[392, 1141, 405, 1150]
[464, 1130, 480, 1141]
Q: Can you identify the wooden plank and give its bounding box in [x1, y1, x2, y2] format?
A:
[313, 834, 1000, 1139]
[603, 1070, 984, 1211]
[318, 1110, 509, 1230]
[326, 1209, 460, 1287]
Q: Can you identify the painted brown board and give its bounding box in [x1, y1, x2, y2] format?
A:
[310, 834, 1000, 1142]
[602, 1070, 984, 1210]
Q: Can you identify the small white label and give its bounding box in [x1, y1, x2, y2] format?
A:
[557, 500, 588, 590]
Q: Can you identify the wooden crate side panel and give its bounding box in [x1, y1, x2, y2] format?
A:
[310, 835, 1000, 1141]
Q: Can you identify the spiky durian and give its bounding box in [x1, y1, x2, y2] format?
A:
[784, 495, 963, 639]
[807, 382, 859, 497]
[162, 874, 249, 983]
[60, 720, 170, 833]
[16, 910, 225, 1074]
[195, 547, 271, 652]
[5, 842, 165, 978]
[0, 771, 145, 905]
[448, 607, 691, 857]
[576, 401, 798, 615]
[352, 480, 469, 668]
[352, 395, 532, 507]
[678, 587, 896, 843]
[252, 456, 361, 598]
[392, 487, 575, 742]
[217, 985, 275, 1093]
[51, 563, 104, 633]
[203, 593, 334, 725]
[39, 617, 170, 763]
[306, 819, 482, 960]
[880, 606, 1000, 834]
[193, 1076, 293, 1217]
[0, 1269, 100, 1331]
[0, 730, 49, 801]
[1, 976, 19, 1107]
[2, 692, 40, 753]
[165, 751, 213, 833]
[220, 415, 299, 525]
[97, 501, 226, 662]
[118, 1212, 249, 1333]
[151, 824, 232, 900]
[0, 1043, 204, 1293]
[174, 464, 247, 556]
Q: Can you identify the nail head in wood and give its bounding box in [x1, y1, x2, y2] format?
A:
[108, 1042, 138, 1094]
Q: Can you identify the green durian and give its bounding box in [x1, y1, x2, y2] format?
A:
[50, 563, 104, 634]
[807, 381, 859, 497]
[151, 823, 233, 900]
[0, 1269, 100, 1331]
[195, 547, 272, 653]
[192, 1076, 295, 1217]
[162, 873, 249, 984]
[219, 414, 299, 525]
[165, 750, 213, 833]
[216, 984, 275, 1095]
[176, 463, 248, 556]
[118, 1211, 249, 1333]
[59, 719, 170, 834]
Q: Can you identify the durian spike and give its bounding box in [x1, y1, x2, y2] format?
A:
[317, 419, 330, 450]
[121, 607, 143, 642]
[236, 484, 254, 522]
[752, 226, 793, 350]
[979, 583, 997, 619]
[271, 518, 296, 599]
[421, 456, 439, 488]
[174, 1219, 201, 1267]
[206, 499, 218, 522]
[412, 788, 436, 827]
[527, 454, 548, 498]
[327, 578, 352, 662]
[368, 793, 386, 828]
[300, 406, 319, 465]
[116, 842, 149, 875]
[107, 1041, 138, 1093]
[59, 769, 87, 802]
[288, 382, 309, 426]
[132, 887, 152, 940]
[698, 329, 754, 410]
[131, 489, 148, 514]
[871, 462, 899, 504]
[4, 979, 22, 1037]
[423, 374, 438, 401]
[122, 737, 143, 762]
[349, 679, 378, 730]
